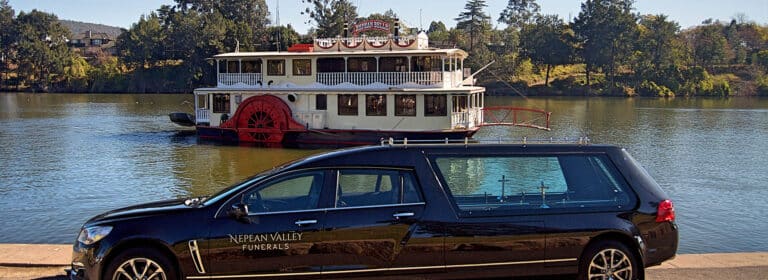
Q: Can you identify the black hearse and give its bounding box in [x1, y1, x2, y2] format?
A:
[71, 141, 677, 280]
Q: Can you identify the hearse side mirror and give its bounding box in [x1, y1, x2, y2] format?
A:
[229, 203, 249, 221]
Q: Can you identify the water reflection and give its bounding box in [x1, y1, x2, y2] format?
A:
[0, 93, 767, 254]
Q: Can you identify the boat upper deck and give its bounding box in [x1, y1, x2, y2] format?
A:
[210, 33, 473, 91]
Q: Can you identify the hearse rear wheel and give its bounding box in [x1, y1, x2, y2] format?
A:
[105, 247, 177, 280]
[578, 240, 641, 280]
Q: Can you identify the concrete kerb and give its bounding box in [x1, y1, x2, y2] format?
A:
[0, 244, 71, 267]
[1, 243, 767, 270]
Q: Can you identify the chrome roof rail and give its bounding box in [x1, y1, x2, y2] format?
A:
[380, 137, 590, 147]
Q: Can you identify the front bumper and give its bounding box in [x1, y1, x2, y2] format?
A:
[70, 242, 105, 280]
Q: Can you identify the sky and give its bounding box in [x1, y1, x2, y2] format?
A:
[9, 0, 768, 34]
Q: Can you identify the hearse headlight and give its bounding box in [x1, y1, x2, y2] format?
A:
[77, 225, 113, 245]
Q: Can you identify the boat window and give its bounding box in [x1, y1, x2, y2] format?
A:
[348, 57, 377, 72]
[338, 94, 358, 116]
[336, 169, 423, 208]
[366, 94, 387, 116]
[218, 60, 228, 73]
[452, 95, 468, 112]
[380, 57, 408, 72]
[316, 94, 327, 110]
[424, 95, 447, 116]
[212, 94, 230, 113]
[197, 94, 208, 109]
[227, 61, 239, 73]
[317, 57, 345, 73]
[267, 59, 285, 76]
[293, 59, 311, 76]
[432, 155, 635, 216]
[412, 56, 441, 72]
[395, 95, 416, 116]
[242, 60, 261, 73]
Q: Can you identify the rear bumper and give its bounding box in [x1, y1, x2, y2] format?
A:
[643, 221, 679, 267]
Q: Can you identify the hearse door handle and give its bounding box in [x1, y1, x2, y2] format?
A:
[393, 212, 415, 219]
[295, 219, 318, 226]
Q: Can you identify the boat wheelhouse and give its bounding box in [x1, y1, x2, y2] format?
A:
[172, 30, 548, 147]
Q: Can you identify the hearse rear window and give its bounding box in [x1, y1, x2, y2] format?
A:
[433, 155, 635, 216]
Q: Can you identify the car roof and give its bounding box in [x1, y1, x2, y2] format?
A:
[284, 143, 624, 170]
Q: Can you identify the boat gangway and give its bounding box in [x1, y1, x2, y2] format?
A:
[481, 107, 551, 131]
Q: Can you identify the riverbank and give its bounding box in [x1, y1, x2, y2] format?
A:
[0, 244, 766, 279]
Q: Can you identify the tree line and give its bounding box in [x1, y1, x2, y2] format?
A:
[1, 0, 767, 96]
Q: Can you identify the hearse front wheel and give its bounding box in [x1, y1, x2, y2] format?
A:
[578, 240, 641, 280]
[105, 248, 177, 280]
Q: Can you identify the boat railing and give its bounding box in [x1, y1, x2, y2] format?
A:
[218, 73, 262, 86]
[451, 108, 482, 129]
[316, 71, 443, 87]
[196, 109, 210, 124]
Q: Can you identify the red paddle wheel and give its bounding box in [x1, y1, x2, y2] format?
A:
[222, 95, 305, 143]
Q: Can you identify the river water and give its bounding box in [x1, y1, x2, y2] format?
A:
[1, 93, 766, 254]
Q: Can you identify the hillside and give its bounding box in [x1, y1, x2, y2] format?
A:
[59, 19, 123, 38]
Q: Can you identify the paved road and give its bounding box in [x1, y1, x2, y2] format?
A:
[1, 265, 767, 280]
[0, 244, 765, 279]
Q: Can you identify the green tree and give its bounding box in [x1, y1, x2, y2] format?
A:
[498, 0, 540, 30]
[756, 50, 768, 71]
[455, 0, 491, 51]
[301, 0, 358, 38]
[631, 14, 688, 90]
[689, 23, 729, 68]
[172, 0, 270, 51]
[520, 14, 573, 86]
[573, 0, 638, 90]
[427, 21, 447, 34]
[268, 24, 300, 51]
[118, 13, 166, 69]
[62, 55, 91, 92]
[13, 10, 72, 91]
[0, 0, 14, 89]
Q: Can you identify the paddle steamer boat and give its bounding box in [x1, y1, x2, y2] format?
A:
[171, 24, 549, 146]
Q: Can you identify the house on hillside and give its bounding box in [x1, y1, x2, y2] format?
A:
[67, 30, 117, 58]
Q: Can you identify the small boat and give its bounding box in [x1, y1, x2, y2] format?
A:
[171, 21, 550, 147]
[169, 112, 195, 127]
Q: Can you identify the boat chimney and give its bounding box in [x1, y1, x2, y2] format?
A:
[394, 19, 400, 38]
[343, 22, 349, 38]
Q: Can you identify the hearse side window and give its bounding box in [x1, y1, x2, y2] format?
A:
[338, 94, 358, 116]
[242, 171, 324, 213]
[366, 94, 387, 116]
[424, 95, 447, 116]
[395, 95, 416, 116]
[433, 155, 634, 216]
[267, 59, 285, 76]
[336, 169, 422, 207]
[212, 94, 230, 113]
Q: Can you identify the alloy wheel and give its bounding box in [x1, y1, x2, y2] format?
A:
[587, 248, 633, 280]
[112, 257, 167, 280]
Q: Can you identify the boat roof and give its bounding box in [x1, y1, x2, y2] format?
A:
[193, 85, 486, 94]
[212, 48, 469, 60]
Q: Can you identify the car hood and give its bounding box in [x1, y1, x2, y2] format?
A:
[89, 199, 192, 223]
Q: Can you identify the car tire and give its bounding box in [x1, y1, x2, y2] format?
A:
[578, 240, 641, 280]
[104, 247, 178, 280]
